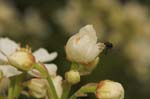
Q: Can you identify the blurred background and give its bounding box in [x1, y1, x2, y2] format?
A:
[0, 0, 150, 99]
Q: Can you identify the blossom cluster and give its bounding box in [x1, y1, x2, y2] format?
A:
[0, 25, 124, 99]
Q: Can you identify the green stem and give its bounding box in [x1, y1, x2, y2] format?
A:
[47, 86, 52, 99]
[46, 75, 59, 99]
[8, 73, 26, 99]
[70, 63, 79, 70]
[61, 82, 71, 99]
[69, 84, 97, 99]
[8, 78, 15, 99]
[61, 62, 80, 99]
[13, 73, 25, 99]
[8, 85, 14, 99]
[33, 63, 59, 99]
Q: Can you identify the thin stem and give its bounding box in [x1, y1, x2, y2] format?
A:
[47, 86, 52, 99]
[61, 63, 80, 99]
[46, 75, 59, 99]
[13, 73, 26, 99]
[69, 84, 97, 99]
[8, 78, 15, 99]
[8, 86, 14, 99]
[8, 73, 25, 99]
[47, 92, 52, 99]
[70, 63, 79, 70]
[61, 82, 71, 99]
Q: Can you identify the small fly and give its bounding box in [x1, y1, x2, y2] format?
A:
[103, 42, 113, 54]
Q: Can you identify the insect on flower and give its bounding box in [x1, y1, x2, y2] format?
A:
[103, 42, 113, 55]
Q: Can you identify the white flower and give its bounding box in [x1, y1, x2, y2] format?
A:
[0, 38, 58, 77]
[96, 80, 124, 99]
[65, 25, 105, 64]
[0, 38, 63, 97]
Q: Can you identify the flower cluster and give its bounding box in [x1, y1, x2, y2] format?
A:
[0, 38, 62, 98]
[0, 25, 124, 99]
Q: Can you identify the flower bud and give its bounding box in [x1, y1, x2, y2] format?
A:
[65, 25, 105, 64]
[65, 70, 80, 84]
[27, 78, 47, 98]
[9, 49, 35, 71]
[96, 80, 124, 99]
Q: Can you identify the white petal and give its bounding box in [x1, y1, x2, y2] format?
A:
[0, 65, 22, 77]
[0, 38, 19, 56]
[33, 48, 57, 62]
[0, 53, 7, 64]
[78, 25, 97, 43]
[52, 76, 63, 98]
[44, 64, 57, 76]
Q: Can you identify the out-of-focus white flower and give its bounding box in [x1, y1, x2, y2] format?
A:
[55, 0, 81, 34]
[65, 25, 105, 64]
[24, 8, 48, 37]
[96, 80, 124, 99]
[65, 70, 80, 84]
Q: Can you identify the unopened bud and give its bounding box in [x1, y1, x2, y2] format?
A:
[27, 78, 47, 98]
[65, 25, 105, 64]
[65, 70, 80, 84]
[96, 80, 124, 99]
[9, 49, 35, 71]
